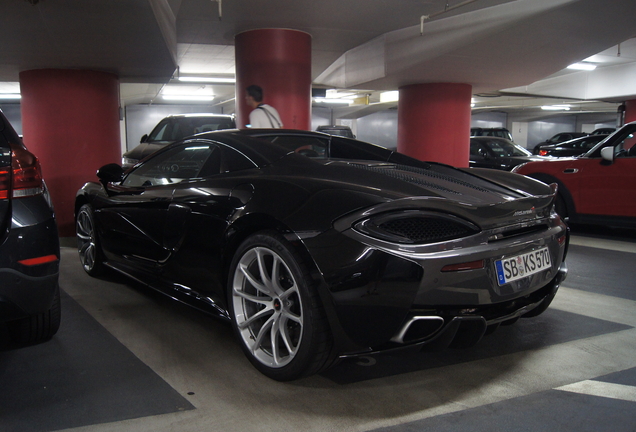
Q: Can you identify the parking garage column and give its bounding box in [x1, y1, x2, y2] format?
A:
[398, 83, 472, 167]
[235, 29, 311, 130]
[19, 69, 121, 237]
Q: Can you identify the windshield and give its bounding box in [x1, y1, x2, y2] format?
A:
[148, 116, 235, 143]
[584, 124, 636, 158]
[482, 139, 531, 157]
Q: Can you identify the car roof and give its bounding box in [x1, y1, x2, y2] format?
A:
[470, 136, 514, 143]
[165, 113, 235, 119]
[317, 125, 351, 129]
[240, 128, 333, 138]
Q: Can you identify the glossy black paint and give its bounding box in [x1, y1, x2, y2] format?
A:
[0, 110, 60, 342]
[469, 136, 546, 171]
[531, 132, 588, 154]
[533, 134, 608, 157]
[77, 129, 568, 356]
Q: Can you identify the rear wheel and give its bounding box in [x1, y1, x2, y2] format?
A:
[228, 232, 333, 381]
[76, 204, 105, 276]
[7, 285, 61, 344]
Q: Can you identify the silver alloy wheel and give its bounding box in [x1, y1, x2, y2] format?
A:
[232, 246, 304, 368]
[76, 206, 98, 273]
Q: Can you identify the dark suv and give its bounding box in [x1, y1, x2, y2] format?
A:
[470, 127, 513, 141]
[316, 125, 355, 138]
[122, 114, 236, 169]
[0, 109, 60, 346]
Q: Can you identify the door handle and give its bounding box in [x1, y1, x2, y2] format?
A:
[563, 168, 579, 174]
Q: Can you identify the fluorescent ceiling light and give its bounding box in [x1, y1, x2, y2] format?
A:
[541, 105, 571, 111]
[0, 94, 21, 100]
[313, 98, 352, 105]
[567, 62, 597, 71]
[380, 91, 399, 103]
[162, 95, 215, 101]
[178, 76, 235, 83]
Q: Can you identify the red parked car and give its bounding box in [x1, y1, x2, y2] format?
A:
[513, 122, 636, 228]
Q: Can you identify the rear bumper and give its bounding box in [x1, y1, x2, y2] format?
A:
[342, 262, 567, 356]
[0, 196, 60, 322]
[0, 270, 59, 321]
[304, 214, 568, 355]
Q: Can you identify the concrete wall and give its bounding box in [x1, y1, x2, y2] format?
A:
[470, 111, 507, 129]
[311, 106, 332, 132]
[526, 116, 577, 149]
[2, 102, 621, 157]
[356, 109, 398, 149]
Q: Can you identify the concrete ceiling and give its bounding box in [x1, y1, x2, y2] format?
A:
[1, 0, 635, 123]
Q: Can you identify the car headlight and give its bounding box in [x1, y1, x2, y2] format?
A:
[353, 211, 480, 244]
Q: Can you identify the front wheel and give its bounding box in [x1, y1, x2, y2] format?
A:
[228, 232, 333, 381]
[76, 204, 105, 276]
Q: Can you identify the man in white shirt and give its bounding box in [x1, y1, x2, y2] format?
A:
[245, 85, 283, 128]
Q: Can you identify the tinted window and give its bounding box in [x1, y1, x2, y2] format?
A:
[147, 119, 174, 142]
[260, 135, 329, 158]
[587, 124, 636, 158]
[329, 136, 393, 161]
[616, 127, 636, 156]
[219, 145, 259, 171]
[482, 139, 531, 157]
[123, 144, 221, 187]
[575, 136, 604, 149]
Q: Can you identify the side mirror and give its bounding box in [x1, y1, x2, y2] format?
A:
[97, 163, 124, 184]
[140, 134, 148, 143]
[600, 146, 614, 163]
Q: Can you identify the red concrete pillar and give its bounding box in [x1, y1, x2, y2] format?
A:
[397, 83, 472, 167]
[624, 99, 636, 124]
[20, 69, 121, 236]
[235, 29, 311, 130]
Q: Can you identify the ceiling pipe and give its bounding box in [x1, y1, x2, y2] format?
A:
[211, 0, 222, 21]
[421, 0, 482, 35]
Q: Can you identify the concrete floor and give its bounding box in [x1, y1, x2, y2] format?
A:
[2, 226, 636, 431]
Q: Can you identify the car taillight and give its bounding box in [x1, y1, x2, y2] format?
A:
[539, 150, 548, 156]
[0, 167, 9, 199]
[0, 143, 45, 199]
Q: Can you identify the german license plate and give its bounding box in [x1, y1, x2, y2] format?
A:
[495, 247, 551, 285]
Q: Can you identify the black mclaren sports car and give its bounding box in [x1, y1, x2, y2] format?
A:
[75, 129, 568, 381]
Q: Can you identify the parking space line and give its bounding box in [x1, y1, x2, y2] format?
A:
[555, 380, 636, 402]
[569, 236, 636, 254]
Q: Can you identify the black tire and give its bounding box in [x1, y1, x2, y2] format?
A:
[76, 203, 106, 276]
[7, 285, 61, 344]
[227, 231, 333, 381]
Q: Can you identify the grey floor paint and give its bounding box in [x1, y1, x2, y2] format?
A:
[0, 291, 194, 432]
[1, 226, 635, 431]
